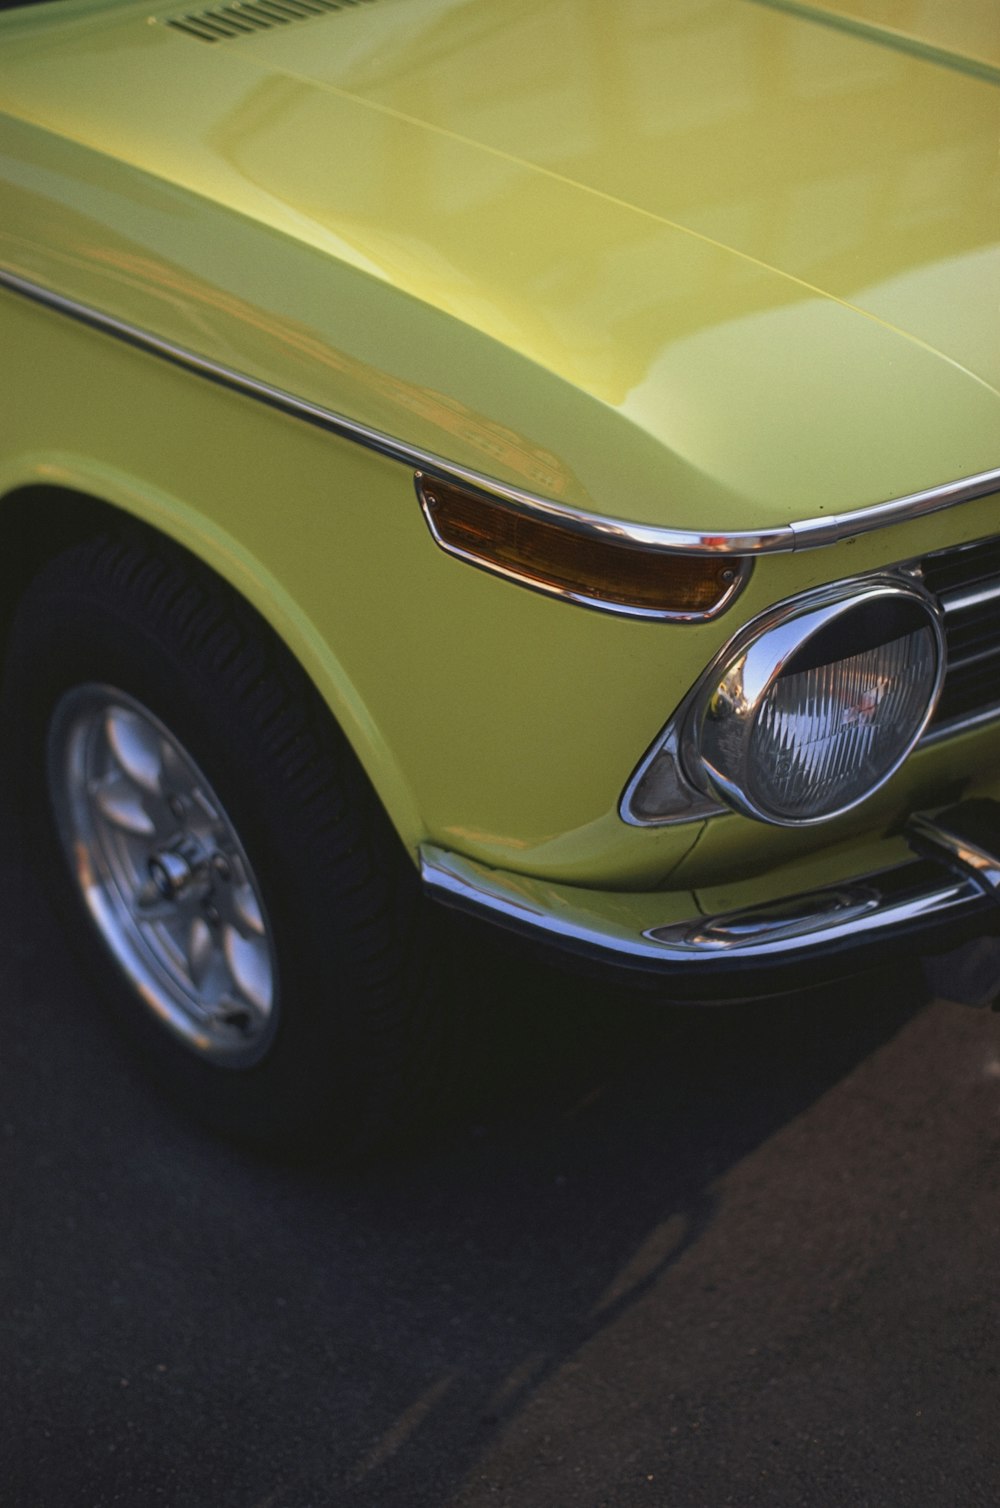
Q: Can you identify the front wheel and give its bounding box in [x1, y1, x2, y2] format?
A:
[7, 532, 445, 1156]
[47, 681, 282, 1069]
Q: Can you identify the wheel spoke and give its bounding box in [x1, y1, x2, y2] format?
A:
[160, 739, 199, 808]
[223, 927, 273, 1014]
[105, 707, 164, 795]
[186, 916, 216, 989]
[92, 773, 155, 836]
[231, 882, 265, 937]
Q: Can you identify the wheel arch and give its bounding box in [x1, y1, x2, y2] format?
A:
[0, 474, 426, 860]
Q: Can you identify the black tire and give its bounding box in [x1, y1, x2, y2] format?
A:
[5, 530, 445, 1156]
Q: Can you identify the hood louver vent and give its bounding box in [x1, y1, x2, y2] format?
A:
[163, 0, 372, 44]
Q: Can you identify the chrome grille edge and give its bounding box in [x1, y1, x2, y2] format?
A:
[922, 529, 1000, 737]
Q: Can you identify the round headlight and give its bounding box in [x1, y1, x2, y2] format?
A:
[684, 580, 945, 825]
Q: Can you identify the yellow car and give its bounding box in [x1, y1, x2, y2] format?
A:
[2, 0, 998, 1151]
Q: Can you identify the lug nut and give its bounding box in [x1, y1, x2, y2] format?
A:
[211, 854, 231, 882]
[168, 795, 185, 820]
[147, 848, 192, 900]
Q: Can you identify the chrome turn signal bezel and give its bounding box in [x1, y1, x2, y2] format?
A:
[415, 472, 752, 622]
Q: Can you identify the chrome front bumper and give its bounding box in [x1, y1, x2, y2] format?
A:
[421, 800, 1000, 1001]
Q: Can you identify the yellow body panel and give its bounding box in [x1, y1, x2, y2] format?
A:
[1, 0, 998, 909]
[1, 0, 998, 524]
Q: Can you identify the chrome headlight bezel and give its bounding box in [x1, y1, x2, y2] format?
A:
[621, 573, 947, 829]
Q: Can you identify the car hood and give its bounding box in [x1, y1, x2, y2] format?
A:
[269, 0, 1000, 380]
[1, 0, 998, 531]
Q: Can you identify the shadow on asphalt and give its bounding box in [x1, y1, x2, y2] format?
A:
[1, 816, 930, 1508]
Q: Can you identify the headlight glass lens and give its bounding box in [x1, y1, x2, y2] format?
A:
[679, 583, 946, 826]
[746, 624, 939, 821]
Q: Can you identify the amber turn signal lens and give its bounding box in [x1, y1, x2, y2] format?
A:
[417, 475, 744, 619]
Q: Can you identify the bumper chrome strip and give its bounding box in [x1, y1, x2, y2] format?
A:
[908, 809, 1000, 895]
[1, 265, 997, 559]
[420, 822, 997, 976]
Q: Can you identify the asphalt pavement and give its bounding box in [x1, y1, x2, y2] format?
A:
[2, 811, 998, 1508]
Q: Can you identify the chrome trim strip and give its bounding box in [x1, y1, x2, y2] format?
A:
[908, 813, 1000, 894]
[939, 577, 1000, 615]
[2, 267, 997, 558]
[942, 642, 1000, 673]
[618, 725, 727, 827]
[924, 701, 1000, 745]
[783, 472, 1000, 550]
[420, 844, 991, 972]
[646, 872, 982, 955]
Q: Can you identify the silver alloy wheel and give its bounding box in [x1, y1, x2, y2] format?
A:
[47, 684, 279, 1066]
